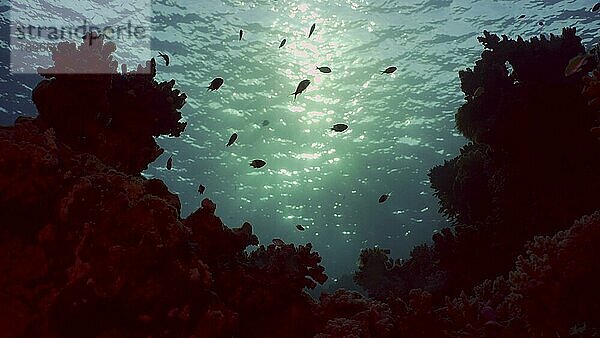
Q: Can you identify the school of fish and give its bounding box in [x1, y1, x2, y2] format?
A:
[155, 20, 428, 245]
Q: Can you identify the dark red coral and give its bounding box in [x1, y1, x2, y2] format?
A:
[315, 289, 393, 338]
[0, 118, 62, 234]
[32, 32, 186, 174]
[2, 26, 600, 338]
[421, 27, 599, 298]
[354, 28, 600, 336]
[0, 31, 335, 338]
[184, 198, 258, 260]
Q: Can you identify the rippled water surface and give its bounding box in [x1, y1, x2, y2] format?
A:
[2, 0, 600, 279]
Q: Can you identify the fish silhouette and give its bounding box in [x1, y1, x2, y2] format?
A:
[308, 23, 316, 38]
[250, 159, 266, 168]
[207, 77, 224, 91]
[331, 123, 348, 132]
[291, 79, 310, 100]
[381, 66, 397, 75]
[157, 52, 170, 66]
[226, 133, 238, 147]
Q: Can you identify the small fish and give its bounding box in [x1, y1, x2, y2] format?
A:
[331, 123, 348, 132]
[166, 156, 173, 170]
[296, 224, 305, 231]
[239, 29, 244, 40]
[378, 193, 389, 203]
[291, 79, 311, 100]
[593, 3, 600, 12]
[198, 184, 205, 194]
[261, 119, 270, 126]
[226, 133, 238, 147]
[538, 20, 544, 26]
[272, 238, 285, 246]
[207, 77, 224, 91]
[279, 39, 287, 48]
[316, 66, 332, 73]
[518, 14, 526, 19]
[308, 23, 316, 38]
[474, 86, 484, 98]
[157, 52, 170, 66]
[565, 54, 591, 77]
[381, 66, 397, 74]
[250, 159, 266, 168]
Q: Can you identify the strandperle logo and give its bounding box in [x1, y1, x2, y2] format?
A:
[9, 0, 152, 74]
[13, 20, 147, 44]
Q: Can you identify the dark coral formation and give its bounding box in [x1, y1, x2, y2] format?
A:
[352, 28, 600, 336]
[32, 32, 187, 174]
[1, 28, 599, 337]
[315, 289, 393, 337]
[0, 33, 328, 338]
[356, 28, 600, 305]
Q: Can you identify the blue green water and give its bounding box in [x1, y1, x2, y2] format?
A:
[2, 0, 600, 281]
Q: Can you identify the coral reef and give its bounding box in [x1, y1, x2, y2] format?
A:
[356, 28, 600, 307]
[0, 33, 327, 338]
[315, 289, 393, 338]
[1, 27, 599, 338]
[32, 32, 187, 174]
